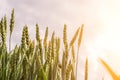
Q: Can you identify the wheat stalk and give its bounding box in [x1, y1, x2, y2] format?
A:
[84, 57, 88, 80]
[66, 61, 72, 80]
[76, 24, 84, 80]
[99, 58, 120, 80]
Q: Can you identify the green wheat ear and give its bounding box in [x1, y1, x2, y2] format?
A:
[1, 18, 6, 48]
[99, 58, 120, 80]
[4, 15, 7, 34]
[51, 31, 55, 60]
[43, 27, 48, 47]
[10, 9, 14, 35]
[9, 9, 14, 51]
[36, 23, 40, 42]
[21, 27, 26, 49]
[24, 25, 30, 46]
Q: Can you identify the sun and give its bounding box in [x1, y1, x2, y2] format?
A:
[86, 26, 120, 75]
[86, 0, 120, 62]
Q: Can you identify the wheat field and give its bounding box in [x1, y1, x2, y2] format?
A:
[0, 9, 89, 80]
[1, 9, 115, 80]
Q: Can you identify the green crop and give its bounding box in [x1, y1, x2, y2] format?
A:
[0, 9, 91, 80]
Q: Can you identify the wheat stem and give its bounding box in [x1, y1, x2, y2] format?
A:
[84, 57, 88, 80]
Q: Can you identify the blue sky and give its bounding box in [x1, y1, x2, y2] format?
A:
[1, 0, 120, 79]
